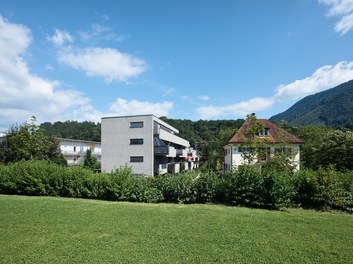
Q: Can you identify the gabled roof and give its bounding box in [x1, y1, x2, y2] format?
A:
[225, 119, 304, 145]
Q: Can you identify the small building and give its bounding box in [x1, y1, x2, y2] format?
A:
[58, 138, 101, 165]
[101, 115, 199, 175]
[223, 118, 304, 171]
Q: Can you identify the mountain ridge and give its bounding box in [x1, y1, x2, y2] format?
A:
[270, 79, 353, 126]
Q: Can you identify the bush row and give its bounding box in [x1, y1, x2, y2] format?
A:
[0, 160, 352, 211]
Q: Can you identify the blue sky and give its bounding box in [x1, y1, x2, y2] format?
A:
[1, 0, 353, 132]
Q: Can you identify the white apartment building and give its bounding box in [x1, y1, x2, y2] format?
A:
[58, 138, 101, 165]
[101, 115, 199, 175]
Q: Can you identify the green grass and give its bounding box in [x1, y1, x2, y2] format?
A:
[0, 195, 352, 263]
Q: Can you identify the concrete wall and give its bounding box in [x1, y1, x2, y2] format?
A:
[101, 115, 154, 175]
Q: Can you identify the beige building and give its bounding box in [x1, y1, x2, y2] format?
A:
[223, 118, 304, 171]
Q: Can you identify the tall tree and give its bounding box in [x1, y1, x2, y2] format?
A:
[0, 117, 66, 165]
[240, 114, 266, 165]
[83, 149, 100, 171]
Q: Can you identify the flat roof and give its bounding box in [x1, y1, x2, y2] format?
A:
[58, 138, 101, 144]
[101, 114, 179, 134]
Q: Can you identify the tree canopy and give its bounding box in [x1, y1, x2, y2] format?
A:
[0, 117, 66, 165]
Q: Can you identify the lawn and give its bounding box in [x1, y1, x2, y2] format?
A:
[0, 195, 352, 263]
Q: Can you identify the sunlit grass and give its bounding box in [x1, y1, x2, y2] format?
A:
[0, 195, 352, 263]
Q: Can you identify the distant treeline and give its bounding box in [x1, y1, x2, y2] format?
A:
[40, 118, 245, 147]
[40, 121, 101, 142]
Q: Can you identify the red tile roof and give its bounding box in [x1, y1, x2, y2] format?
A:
[225, 119, 304, 145]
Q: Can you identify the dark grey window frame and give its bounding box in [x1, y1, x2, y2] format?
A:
[130, 121, 144, 128]
[130, 156, 144, 162]
[130, 138, 144, 145]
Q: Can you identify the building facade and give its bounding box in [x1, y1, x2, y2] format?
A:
[58, 138, 101, 165]
[223, 118, 304, 171]
[101, 115, 199, 175]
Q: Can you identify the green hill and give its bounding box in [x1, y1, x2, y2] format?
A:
[270, 79, 353, 126]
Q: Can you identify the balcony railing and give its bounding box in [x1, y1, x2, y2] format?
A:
[61, 150, 101, 156]
[176, 149, 187, 157]
[166, 146, 176, 157]
[154, 146, 176, 157]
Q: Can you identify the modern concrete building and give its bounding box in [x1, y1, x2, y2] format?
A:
[58, 138, 101, 165]
[101, 115, 199, 175]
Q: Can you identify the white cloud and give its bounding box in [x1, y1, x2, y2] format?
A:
[47, 29, 73, 46]
[45, 64, 54, 71]
[197, 61, 353, 119]
[0, 16, 97, 132]
[108, 98, 173, 117]
[198, 95, 210, 101]
[79, 23, 126, 42]
[319, 0, 353, 34]
[0, 16, 31, 58]
[58, 47, 146, 83]
[274, 61, 353, 100]
[196, 97, 274, 119]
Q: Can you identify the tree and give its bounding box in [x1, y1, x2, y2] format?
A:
[240, 114, 266, 165]
[295, 125, 333, 169]
[316, 130, 353, 171]
[83, 149, 100, 171]
[0, 117, 67, 165]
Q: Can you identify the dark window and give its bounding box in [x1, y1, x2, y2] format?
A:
[259, 128, 270, 137]
[130, 156, 144, 162]
[130, 138, 144, 145]
[130, 121, 144, 128]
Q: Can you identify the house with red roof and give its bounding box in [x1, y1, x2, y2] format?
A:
[223, 117, 304, 171]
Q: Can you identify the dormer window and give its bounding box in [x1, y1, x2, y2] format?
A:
[259, 128, 269, 137]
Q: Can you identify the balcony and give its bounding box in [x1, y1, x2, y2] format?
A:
[154, 146, 167, 156]
[176, 149, 187, 157]
[61, 150, 101, 156]
[158, 129, 190, 147]
[154, 146, 176, 157]
[157, 163, 168, 175]
[166, 146, 176, 157]
[168, 163, 180, 174]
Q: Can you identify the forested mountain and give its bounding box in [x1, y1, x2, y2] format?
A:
[270, 79, 353, 127]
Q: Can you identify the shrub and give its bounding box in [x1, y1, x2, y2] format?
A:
[0, 160, 64, 196]
[1, 160, 352, 212]
[261, 171, 295, 209]
[222, 166, 264, 207]
[292, 167, 352, 210]
[194, 172, 221, 203]
[155, 172, 197, 204]
[130, 177, 163, 203]
[105, 166, 136, 201]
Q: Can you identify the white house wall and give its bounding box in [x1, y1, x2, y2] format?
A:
[292, 145, 300, 171]
[224, 144, 301, 171]
[59, 139, 101, 165]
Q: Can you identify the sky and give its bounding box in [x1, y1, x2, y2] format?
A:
[1, 0, 353, 132]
